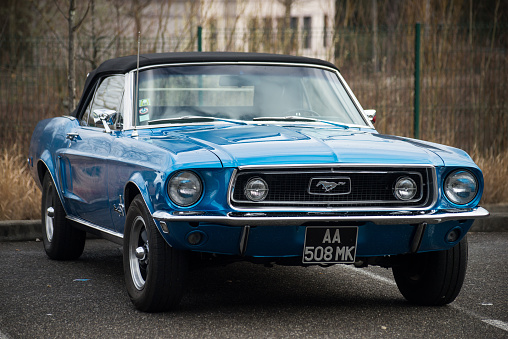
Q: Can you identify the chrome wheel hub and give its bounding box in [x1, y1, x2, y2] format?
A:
[135, 246, 147, 260]
[45, 195, 55, 242]
[129, 216, 149, 290]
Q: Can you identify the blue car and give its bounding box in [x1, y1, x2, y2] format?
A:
[28, 52, 489, 312]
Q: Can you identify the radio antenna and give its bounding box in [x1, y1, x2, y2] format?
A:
[133, 31, 141, 137]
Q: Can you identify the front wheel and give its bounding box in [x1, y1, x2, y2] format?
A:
[41, 173, 86, 260]
[123, 195, 188, 312]
[392, 236, 468, 306]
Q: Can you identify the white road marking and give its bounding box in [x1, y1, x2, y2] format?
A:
[341, 264, 396, 286]
[339, 265, 508, 333]
[482, 320, 508, 332]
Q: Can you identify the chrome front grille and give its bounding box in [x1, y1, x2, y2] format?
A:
[229, 166, 435, 209]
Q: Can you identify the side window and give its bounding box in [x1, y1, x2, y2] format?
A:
[83, 75, 125, 129]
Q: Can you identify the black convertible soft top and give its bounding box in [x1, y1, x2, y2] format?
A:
[73, 52, 339, 117]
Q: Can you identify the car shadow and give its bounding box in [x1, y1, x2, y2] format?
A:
[180, 260, 410, 312]
[74, 239, 415, 313]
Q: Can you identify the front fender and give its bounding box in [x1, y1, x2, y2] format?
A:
[35, 157, 73, 217]
[125, 172, 158, 215]
[124, 172, 177, 245]
[29, 116, 78, 189]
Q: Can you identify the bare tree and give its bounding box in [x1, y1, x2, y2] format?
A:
[40, 0, 91, 112]
[63, 0, 91, 112]
[277, 0, 300, 54]
[224, 0, 246, 50]
[128, 0, 152, 52]
[77, 0, 131, 68]
[152, 0, 174, 52]
[371, 0, 378, 72]
[1, 0, 38, 70]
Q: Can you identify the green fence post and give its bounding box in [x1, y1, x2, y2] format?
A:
[414, 22, 421, 139]
[197, 26, 202, 52]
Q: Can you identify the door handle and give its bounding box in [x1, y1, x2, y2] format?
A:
[66, 132, 79, 141]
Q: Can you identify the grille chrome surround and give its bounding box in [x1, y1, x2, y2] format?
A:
[228, 164, 437, 211]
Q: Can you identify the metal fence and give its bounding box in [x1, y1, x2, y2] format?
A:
[1, 24, 506, 156]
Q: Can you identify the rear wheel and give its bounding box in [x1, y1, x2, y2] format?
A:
[41, 173, 86, 260]
[392, 236, 468, 306]
[123, 195, 188, 312]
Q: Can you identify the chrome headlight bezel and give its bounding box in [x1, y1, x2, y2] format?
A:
[444, 170, 478, 205]
[167, 171, 203, 207]
[393, 176, 418, 201]
[244, 177, 269, 202]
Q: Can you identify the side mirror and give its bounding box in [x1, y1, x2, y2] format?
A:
[93, 109, 117, 133]
[364, 109, 376, 124]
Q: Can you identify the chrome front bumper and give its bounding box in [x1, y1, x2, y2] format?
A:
[153, 207, 490, 226]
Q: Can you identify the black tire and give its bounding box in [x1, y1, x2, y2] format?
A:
[123, 195, 188, 312]
[392, 236, 468, 306]
[41, 173, 86, 260]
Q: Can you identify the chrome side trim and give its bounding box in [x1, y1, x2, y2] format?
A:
[62, 115, 77, 120]
[66, 215, 124, 239]
[153, 207, 489, 227]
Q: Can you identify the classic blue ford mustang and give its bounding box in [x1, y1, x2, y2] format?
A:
[28, 52, 489, 312]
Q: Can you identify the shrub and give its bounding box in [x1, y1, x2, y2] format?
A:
[0, 143, 40, 220]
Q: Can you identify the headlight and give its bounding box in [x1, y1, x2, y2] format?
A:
[393, 177, 417, 201]
[244, 177, 269, 202]
[168, 171, 203, 207]
[444, 170, 478, 205]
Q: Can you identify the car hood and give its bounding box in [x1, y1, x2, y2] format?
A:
[148, 124, 475, 168]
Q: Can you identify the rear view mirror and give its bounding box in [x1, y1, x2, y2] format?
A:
[93, 108, 117, 133]
[219, 75, 255, 87]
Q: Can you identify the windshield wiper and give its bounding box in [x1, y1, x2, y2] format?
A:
[148, 116, 246, 125]
[253, 116, 319, 122]
[252, 116, 350, 129]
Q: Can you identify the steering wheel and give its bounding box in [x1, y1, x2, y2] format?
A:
[282, 109, 321, 117]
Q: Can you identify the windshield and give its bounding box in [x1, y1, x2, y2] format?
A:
[135, 65, 368, 127]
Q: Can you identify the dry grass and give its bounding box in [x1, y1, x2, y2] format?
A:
[0, 143, 41, 220]
[472, 149, 508, 205]
[0, 142, 506, 221]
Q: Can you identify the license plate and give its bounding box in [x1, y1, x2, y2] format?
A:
[303, 227, 358, 264]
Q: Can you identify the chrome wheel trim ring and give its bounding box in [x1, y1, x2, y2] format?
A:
[44, 186, 55, 242]
[129, 216, 149, 290]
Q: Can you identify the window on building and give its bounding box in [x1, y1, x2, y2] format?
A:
[209, 18, 218, 51]
[290, 17, 298, 51]
[277, 17, 285, 49]
[323, 15, 328, 47]
[263, 17, 273, 51]
[303, 16, 312, 49]
[249, 18, 259, 52]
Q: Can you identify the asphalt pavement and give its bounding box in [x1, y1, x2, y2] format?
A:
[0, 232, 506, 338]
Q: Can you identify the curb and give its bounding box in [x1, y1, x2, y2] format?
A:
[471, 212, 508, 232]
[0, 220, 42, 242]
[1, 205, 506, 242]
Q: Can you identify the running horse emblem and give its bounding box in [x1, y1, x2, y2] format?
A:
[316, 180, 340, 192]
